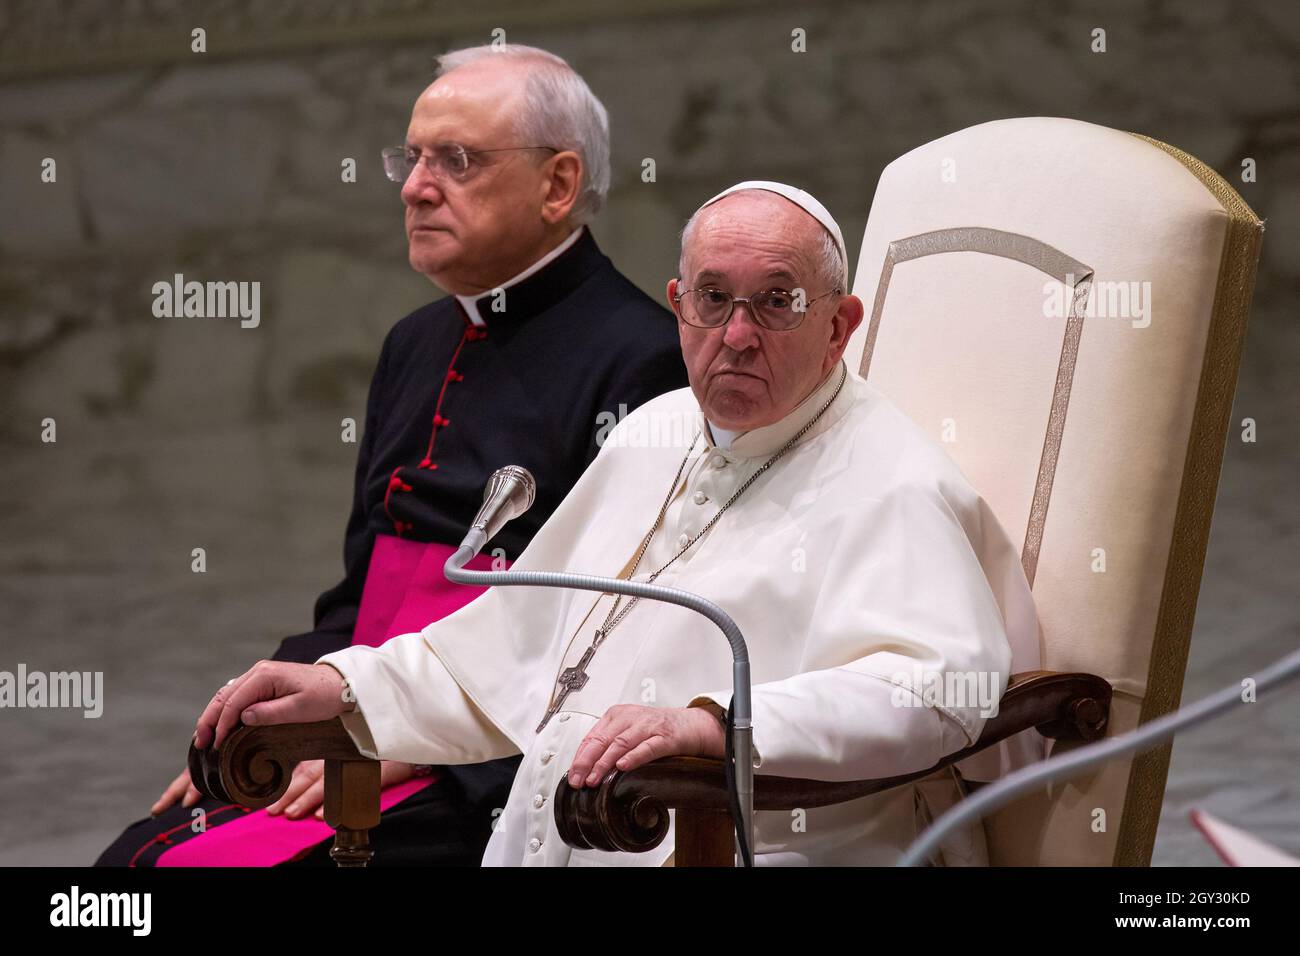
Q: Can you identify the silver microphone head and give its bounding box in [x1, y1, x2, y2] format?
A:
[469, 465, 537, 545]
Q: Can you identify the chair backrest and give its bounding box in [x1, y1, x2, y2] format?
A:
[844, 117, 1263, 865]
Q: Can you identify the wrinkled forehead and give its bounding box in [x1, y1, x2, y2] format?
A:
[683, 192, 824, 285]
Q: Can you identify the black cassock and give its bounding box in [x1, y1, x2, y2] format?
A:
[97, 228, 688, 865]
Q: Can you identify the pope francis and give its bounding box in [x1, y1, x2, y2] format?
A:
[194, 181, 1043, 866]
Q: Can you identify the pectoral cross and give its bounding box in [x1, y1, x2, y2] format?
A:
[536, 632, 602, 733]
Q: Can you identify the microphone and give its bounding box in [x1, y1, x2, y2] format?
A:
[460, 465, 537, 557]
[445, 466, 756, 866]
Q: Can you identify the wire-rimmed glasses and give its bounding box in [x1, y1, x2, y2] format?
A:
[673, 285, 842, 331]
[382, 143, 559, 185]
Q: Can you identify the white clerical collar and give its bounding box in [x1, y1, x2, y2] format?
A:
[706, 422, 741, 450]
[699, 360, 851, 460]
[455, 227, 584, 326]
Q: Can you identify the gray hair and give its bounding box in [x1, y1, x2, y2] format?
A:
[435, 44, 610, 226]
[678, 199, 845, 292]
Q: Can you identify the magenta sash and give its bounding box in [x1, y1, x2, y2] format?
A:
[349, 536, 501, 648]
[155, 535, 504, 866]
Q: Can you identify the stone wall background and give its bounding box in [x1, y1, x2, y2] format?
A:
[0, 0, 1296, 865]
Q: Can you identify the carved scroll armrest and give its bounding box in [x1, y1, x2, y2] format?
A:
[187, 718, 381, 866]
[555, 670, 1111, 858]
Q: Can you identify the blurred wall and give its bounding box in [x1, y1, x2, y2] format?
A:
[0, 0, 1296, 864]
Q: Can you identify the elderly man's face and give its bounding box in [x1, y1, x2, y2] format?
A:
[668, 193, 864, 432]
[400, 61, 578, 295]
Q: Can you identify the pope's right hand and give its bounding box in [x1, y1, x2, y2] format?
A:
[193, 661, 354, 752]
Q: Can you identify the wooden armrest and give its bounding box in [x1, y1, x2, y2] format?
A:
[187, 719, 381, 866]
[555, 670, 1111, 861]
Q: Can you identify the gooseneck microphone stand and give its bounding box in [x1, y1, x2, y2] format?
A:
[444, 465, 756, 866]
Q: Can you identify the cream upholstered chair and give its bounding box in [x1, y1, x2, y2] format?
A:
[842, 116, 1263, 865]
[191, 118, 1263, 867]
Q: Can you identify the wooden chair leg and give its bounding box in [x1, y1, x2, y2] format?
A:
[323, 758, 381, 867]
[675, 808, 735, 866]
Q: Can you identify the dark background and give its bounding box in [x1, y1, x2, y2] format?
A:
[0, 0, 1296, 864]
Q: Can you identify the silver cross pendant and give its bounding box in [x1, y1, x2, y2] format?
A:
[535, 638, 598, 733]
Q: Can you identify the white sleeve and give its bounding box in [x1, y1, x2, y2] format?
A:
[690, 670, 976, 780]
[319, 630, 519, 766]
[691, 479, 1013, 781]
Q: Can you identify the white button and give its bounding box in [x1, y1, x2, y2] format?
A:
[533, 794, 546, 808]
[693, 491, 708, 505]
[677, 533, 690, 548]
[540, 751, 556, 765]
[710, 455, 727, 468]
[528, 838, 542, 853]
[558, 713, 570, 723]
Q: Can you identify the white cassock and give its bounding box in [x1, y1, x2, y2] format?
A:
[319, 359, 1044, 866]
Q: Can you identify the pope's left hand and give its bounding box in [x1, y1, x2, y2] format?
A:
[567, 704, 726, 789]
